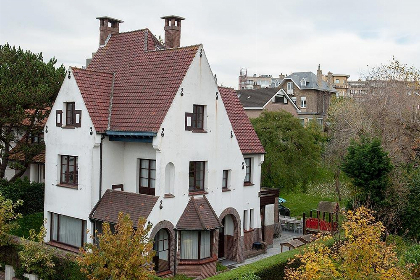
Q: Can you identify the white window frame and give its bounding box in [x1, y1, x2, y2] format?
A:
[301, 97, 307, 108]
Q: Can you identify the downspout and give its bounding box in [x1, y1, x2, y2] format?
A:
[99, 134, 105, 200]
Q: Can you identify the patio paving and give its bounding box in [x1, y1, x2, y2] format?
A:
[221, 230, 301, 268]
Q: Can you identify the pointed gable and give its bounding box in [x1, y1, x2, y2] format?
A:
[177, 197, 221, 230]
[87, 29, 199, 133]
[71, 68, 113, 133]
[219, 87, 265, 155]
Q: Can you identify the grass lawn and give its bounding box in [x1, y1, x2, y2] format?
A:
[9, 211, 44, 238]
[281, 192, 336, 218]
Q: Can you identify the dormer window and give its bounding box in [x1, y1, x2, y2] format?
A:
[300, 78, 307, 87]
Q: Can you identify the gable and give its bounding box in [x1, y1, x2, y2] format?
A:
[87, 29, 199, 133]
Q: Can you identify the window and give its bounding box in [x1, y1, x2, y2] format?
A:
[185, 105, 205, 131]
[317, 118, 324, 127]
[180, 231, 211, 260]
[193, 105, 204, 129]
[50, 213, 86, 248]
[66, 102, 75, 126]
[244, 158, 251, 184]
[291, 97, 297, 105]
[61, 102, 81, 127]
[60, 155, 78, 186]
[287, 82, 293, 91]
[153, 229, 170, 272]
[335, 78, 340, 84]
[139, 159, 156, 195]
[301, 97, 306, 108]
[299, 118, 305, 126]
[189, 161, 205, 192]
[243, 210, 248, 231]
[250, 209, 254, 229]
[222, 170, 229, 190]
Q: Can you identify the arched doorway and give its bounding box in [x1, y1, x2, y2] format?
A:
[219, 208, 242, 262]
[153, 228, 170, 273]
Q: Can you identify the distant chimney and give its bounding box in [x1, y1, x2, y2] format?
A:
[161, 15, 185, 48]
[279, 73, 285, 79]
[317, 64, 323, 88]
[97, 16, 124, 46]
[327, 71, 333, 85]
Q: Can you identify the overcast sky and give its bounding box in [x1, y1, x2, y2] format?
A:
[1, 0, 419, 89]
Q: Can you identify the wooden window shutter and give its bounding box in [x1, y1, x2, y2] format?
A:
[74, 110, 82, 127]
[56, 110, 62, 127]
[185, 112, 193, 131]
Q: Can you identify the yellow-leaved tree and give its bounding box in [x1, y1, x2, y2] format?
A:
[0, 192, 22, 245]
[77, 213, 155, 280]
[286, 206, 410, 280]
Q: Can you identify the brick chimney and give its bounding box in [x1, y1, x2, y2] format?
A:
[96, 16, 124, 46]
[317, 64, 323, 88]
[161, 15, 185, 48]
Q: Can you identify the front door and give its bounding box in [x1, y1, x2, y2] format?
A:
[218, 218, 225, 258]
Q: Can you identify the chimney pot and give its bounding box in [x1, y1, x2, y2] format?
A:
[96, 16, 124, 46]
[161, 15, 185, 48]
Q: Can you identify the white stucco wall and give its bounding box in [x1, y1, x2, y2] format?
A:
[43, 70, 99, 242]
[146, 46, 263, 236]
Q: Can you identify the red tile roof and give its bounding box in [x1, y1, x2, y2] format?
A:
[219, 87, 265, 154]
[83, 29, 199, 132]
[90, 189, 158, 224]
[72, 68, 114, 133]
[176, 196, 222, 230]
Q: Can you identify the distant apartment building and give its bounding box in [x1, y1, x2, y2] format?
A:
[239, 68, 285, 89]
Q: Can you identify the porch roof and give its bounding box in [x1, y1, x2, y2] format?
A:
[90, 189, 158, 224]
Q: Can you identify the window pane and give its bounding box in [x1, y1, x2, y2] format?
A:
[141, 169, 149, 179]
[141, 160, 149, 169]
[150, 160, 156, 170]
[58, 215, 83, 247]
[150, 178, 155, 189]
[150, 170, 156, 180]
[140, 178, 149, 187]
[200, 231, 211, 259]
[52, 213, 58, 241]
[181, 231, 198, 259]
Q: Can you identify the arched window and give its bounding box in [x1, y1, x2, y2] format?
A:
[153, 229, 170, 272]
[165, 162, 175, 195]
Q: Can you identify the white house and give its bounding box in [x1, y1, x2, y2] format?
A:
[43, 16, 272, 279]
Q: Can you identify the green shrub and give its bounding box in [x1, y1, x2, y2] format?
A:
[404, 244, 420, 278]
[208, 249, 300, 280]
[0, 178, 44, 215]
[9, 212, 44, 238]
[235, 271, 260, 280]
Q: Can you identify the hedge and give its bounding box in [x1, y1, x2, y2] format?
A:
[207, 249, 301, 280]
[0, 178, 44, 215]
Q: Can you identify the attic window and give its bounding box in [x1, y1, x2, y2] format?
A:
[300, 78, 306, 87]
[64, 102, 82, 127]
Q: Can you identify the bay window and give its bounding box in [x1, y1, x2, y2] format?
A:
[180, 230, 211, 260]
